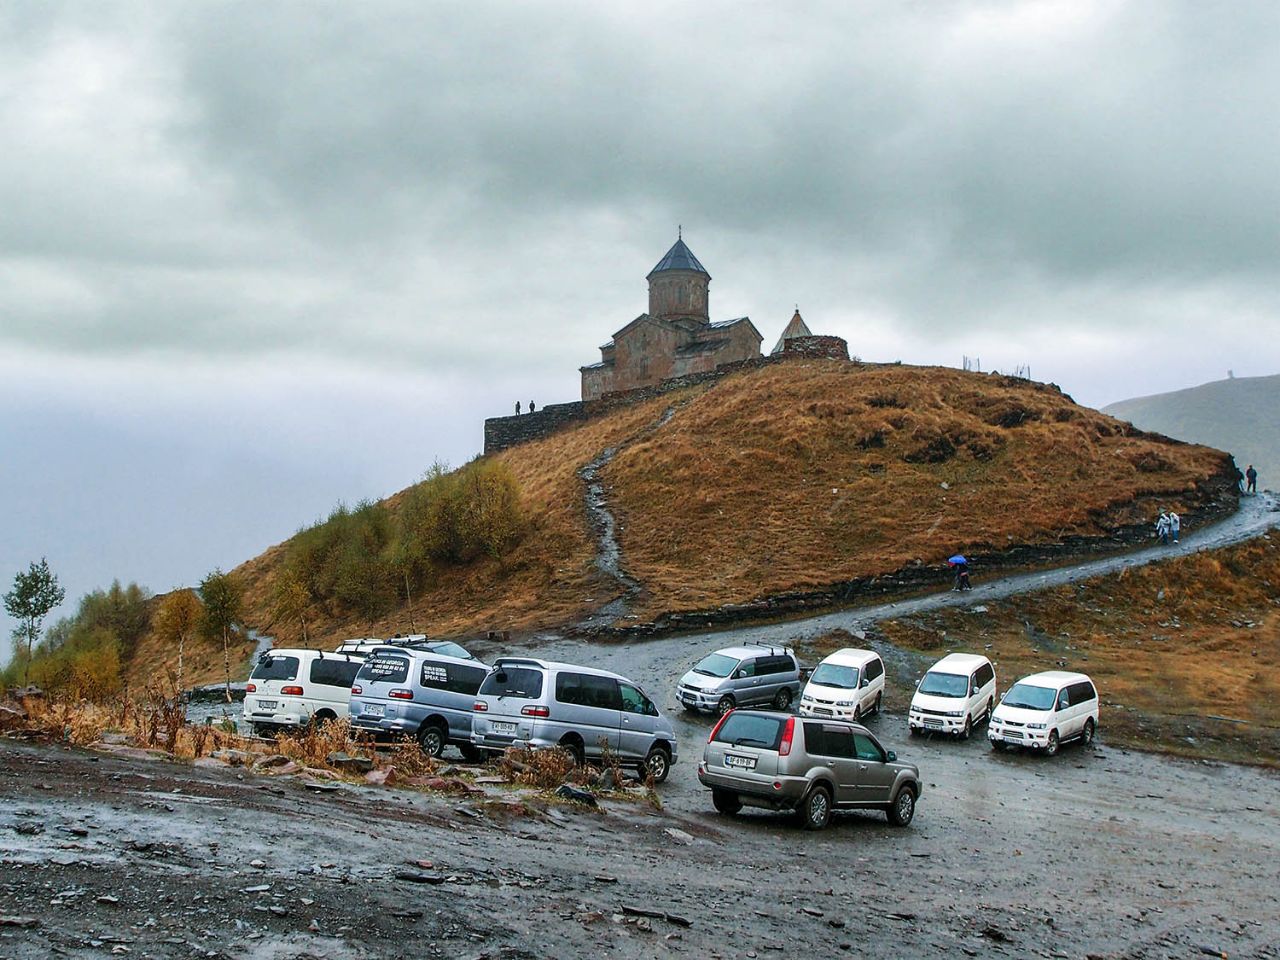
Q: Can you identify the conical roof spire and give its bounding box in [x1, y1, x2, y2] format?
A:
[647, 236, 709, 279]
[771, 308, 813, 355]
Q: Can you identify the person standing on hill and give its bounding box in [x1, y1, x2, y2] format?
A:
[1235, 466, 1246, 493]
[1156, 511, 1170, 545]
[1169, 510, 1181, 543]
[529, 400, 537, 413]
[515, 401, 521, 415]
[1246, 464, 1258, 494]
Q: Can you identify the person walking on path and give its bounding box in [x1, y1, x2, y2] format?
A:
[1169, 510, 1181, 543]
[1156, 511, 1170, 545]
[1236, 466, 1246, 493]
[529, 400, 537, 413]
[515, 401, 521, 415]
[1246, 464, 1258, 494]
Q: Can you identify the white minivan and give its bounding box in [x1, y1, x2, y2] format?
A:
[243, 648, 366, 736]
[799, 648, 886, 721]
[988, 670, 1099, 756]
[908, 653, 997, 739]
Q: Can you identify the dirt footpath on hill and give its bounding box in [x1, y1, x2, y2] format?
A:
[3, 713, 1279, 960]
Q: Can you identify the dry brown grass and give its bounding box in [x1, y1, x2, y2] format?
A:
[157, 361, 1225, 675]
[872, 534, 1280, 765]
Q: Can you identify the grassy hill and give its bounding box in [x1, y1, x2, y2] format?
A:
[226, 359, 1232, 652]
[1104, 374, 1279, 490]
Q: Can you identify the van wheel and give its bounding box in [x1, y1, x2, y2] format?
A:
[643, 745, 671, 783]
[887, 786, 916, 827]
[800, 785, 832, 831]
[559, 737, 585, 767]
[311, 710, 336, 729]
[990, 739, 1006, 752]
[959, 717, 972, 740]
[716, 696, 736, 717]
[984, 699, 994, 723]
[871, 694, 882, 717]
[1081, 718, 1096, 746]
[417, 724, 446, 759]
[1044, 730, 1060, 757]
[772, 687, 792, 710]
[711, 789, 742, 815]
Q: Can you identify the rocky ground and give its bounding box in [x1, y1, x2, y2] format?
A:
[3, 699, 1278, 959]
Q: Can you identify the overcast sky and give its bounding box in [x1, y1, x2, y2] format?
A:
[4, 1, 1279, 657]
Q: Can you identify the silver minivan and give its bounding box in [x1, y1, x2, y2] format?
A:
[676, 643, 803, 716]
[349, 647, 489, 759]
[471, 657, 678, 782]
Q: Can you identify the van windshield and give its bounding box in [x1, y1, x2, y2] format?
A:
[810, 663, 859, 689]
[713, 713, 784, 750]
[692, 653, 738, 678]
[427, 641, 472, 660]
[918, 671, 968, 698]
[1003, 683, 1056, 711]
[251, 656, 299, 682]
[478, 666, 544, 700]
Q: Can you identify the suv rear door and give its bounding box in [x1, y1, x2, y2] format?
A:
[308, 657, 362, 715]
[803, 722, 862, 804]
[706, 712, 783, 781]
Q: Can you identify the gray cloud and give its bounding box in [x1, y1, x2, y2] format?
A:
[4, 1, 1280, 652]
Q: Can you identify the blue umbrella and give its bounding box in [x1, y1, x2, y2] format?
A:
[947, 555, 968, 565]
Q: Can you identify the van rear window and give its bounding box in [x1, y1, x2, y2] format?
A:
[712, 713, 784, 750]
[421, 661, 488, 695]
[356, 654, 410, 685]
[251, 656, 299, 682]
[478, 666, 544, 700]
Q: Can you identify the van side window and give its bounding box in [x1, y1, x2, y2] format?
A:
[618, 682, 657, 716]
[310, 659, 361, 688]
[736, 659, 757, 678]
[976, 663, 994, 687]
[556, 673, 621, 710]
[1057, 689, 1070, 710]
[1068, 681, 1096, 706]
[864, 658, 884, 682]
[421, 661, 488, 695]
[852, 733, 884, 762]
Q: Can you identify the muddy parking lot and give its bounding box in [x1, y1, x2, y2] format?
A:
[4, 626, 1279, 960]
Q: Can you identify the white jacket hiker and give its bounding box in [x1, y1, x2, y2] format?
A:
[1169, 511, 1181, 542]
[1156, 513, 1170, 543]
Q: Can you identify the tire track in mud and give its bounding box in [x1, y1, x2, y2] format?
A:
[576, 405, 682, 624]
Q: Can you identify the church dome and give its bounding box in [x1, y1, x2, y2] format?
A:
[647, 237, 710, 279]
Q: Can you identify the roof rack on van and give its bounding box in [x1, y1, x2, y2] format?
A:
[743, 640, 794, 656]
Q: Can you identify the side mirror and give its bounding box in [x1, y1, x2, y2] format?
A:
[886, 751, 897, 763]
[861, 677, 870, 688]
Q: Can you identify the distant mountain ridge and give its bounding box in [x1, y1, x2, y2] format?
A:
[1104, 374, 1279, 490]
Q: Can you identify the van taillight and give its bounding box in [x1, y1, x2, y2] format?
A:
[246, 683, 256, 693]
[778, 717, 796, 757]
[351, 685, 362, 695]
[521, 705, 550, 718]
[708, 709, 733, 743]
[389, 689, 413, 700]
[473, 701, 488, 712]
[281, 685, 304, 696]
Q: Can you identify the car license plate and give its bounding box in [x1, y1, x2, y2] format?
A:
[680, 694, 695, 705]
[257, 700, 278, 710]
[492, 721, 517, 735]
[724, 754, 756, 770]
[363, 703, 384, 717]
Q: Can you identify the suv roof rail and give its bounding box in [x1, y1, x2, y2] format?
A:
[743, 639, 794, 656]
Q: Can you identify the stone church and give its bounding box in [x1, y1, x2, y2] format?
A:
[579, 237, 764, 401]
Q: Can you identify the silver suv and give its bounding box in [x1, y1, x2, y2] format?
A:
[349, 647, 489, 759]
[677, 642, 803, 716]
[697, 710, 921, 830]
[471, 657, 678, 782]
